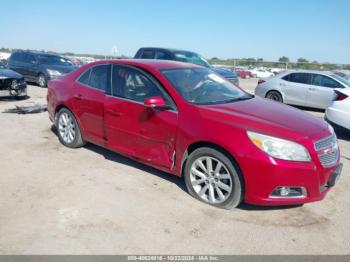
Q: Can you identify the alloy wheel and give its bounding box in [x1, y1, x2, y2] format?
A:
[190, 156, 232, 204]
[58, 112, 76, 144]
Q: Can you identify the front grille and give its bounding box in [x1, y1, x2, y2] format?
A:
[315, 135, 337, 151]
[314, 134, 339, 167]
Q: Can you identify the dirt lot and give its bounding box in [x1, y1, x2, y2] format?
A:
[0, 79, 349, 254]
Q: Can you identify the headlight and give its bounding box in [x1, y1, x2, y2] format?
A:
[247, 131, 311, 162]
[47, 69, 62, 77]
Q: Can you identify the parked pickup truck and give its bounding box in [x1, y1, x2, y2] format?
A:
[134, 47, 239, 86]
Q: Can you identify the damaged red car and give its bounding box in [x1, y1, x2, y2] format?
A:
[47, 60, 342, 209]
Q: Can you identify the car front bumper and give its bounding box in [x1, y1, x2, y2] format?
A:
[0, 83, 27, 97]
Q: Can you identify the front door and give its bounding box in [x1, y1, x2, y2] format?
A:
[306, 74, 341, 109]
[104, 65, 178, 169]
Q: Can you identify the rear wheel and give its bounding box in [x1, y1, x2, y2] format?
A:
[184, 147, 243, 209]
[37, 73, 47, 88]
[56, 108, 85, 148]
[266, 90, 283, 103]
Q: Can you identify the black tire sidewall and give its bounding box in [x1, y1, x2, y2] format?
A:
[184, 147, 243, 209]
[267, 91, 283, 102]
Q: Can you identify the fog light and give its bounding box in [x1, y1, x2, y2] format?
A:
[270, 186, 306, 198]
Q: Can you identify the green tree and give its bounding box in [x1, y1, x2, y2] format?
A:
[278, 56, 290, 63]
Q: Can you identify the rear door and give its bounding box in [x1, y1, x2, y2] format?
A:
[71, 64, 110, 146]
[306, 74, 343, 109]
[104, 64, 178, 169]
[281, 73, 310, 106]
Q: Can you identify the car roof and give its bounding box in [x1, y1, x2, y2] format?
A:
[90, 59, 202, 70]
[12, 50, 62, 56]
[282, 70, 334, 75]
[139, 47, 198, 54]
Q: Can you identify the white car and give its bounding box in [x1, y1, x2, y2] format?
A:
[255, 70, 350, 109]
[326, 88, 350, 130]
[250, 68, 274, 78]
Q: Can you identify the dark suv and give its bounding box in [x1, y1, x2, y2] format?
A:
[8, 50, 77, 87]
[134, 48, 239, 86]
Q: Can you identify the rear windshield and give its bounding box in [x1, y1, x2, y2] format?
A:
[331, 74, 350, 87]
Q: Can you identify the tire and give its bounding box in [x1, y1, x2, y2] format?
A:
[184, 147, 243, 209]
[37, 73, 47, 88]
[56, 108, 85, 148]
[266, 90, 283, 103]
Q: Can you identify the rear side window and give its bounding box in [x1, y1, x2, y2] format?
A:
[10, 53, 25, 62]
[284, 73, 310, 84]
[310, 74, 342, 88]
[77, 65, 109, 91]
[77, 69, 91, 85]
[140, 50, 155, 59]
[155, 50, 171, 60]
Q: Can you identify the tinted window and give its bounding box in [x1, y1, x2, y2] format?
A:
[140, 50, 155, 59]
[286, 73, 310, 84]
[311, 74, 341, 88]
[10, 53, 20, 61]
[38, 55, 72, 66]
[89, 65, 109, 91]
[25, 54, 36, 63]
[10, 53, 25, 62]
[111, 65, 165, 103]
[77, 69, 91, 85]
[155, 50, 171, 60]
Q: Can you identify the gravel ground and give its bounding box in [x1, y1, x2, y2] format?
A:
[0, 79, 349, 255]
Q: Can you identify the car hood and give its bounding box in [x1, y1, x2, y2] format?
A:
[44, 65, 77, 74]
[200, 96, 329, 140]
[212, 67, 237, 78]
[0, 69, 23, 79]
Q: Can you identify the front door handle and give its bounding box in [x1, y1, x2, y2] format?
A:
[106, 109, 122, 117]
[309, 87, 316, 91]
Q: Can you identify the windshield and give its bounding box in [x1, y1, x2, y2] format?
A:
[331, 74, 350, 87]
[162, 68, 252, 105]
[173, 51, 211, 67]
[38, 55, 73, 66]
[0, 62, 6, 69]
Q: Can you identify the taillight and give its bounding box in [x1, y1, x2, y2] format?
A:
[258, 79, 266, 85]
[334, 90, 348, 101]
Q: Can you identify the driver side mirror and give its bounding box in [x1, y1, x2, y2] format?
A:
[144, 96, 168, 109]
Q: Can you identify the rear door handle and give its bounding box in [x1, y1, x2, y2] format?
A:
[309, 87, 316, 91]
[73, 94, 83, 100]
[106, 109, 122, 117]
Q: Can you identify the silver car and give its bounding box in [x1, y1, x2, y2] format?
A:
[255, 70, 350, 109]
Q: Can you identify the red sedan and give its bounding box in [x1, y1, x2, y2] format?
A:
[47, 59, 342, 209]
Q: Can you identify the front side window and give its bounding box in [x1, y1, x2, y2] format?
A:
[140, 50, 155, 59]
[112, 65, 171, 104]
[173, 51, 210, 67]
[38, 55, 73, 66]
[311, 74, 342, 88]
[77, 65, 108, 91]
[286, 73, 310, 84]
[162, 68, 251, 105]
[155, 51, 171, 60]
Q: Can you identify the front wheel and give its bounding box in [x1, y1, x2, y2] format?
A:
[56, 108, 85, 148]
[37, 73, 47, 87]
[184, 147, 243, 209]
